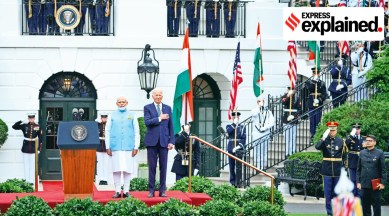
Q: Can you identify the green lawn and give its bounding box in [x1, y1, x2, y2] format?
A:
[288, 214, 326, 216]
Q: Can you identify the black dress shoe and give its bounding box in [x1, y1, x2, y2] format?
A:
[159, 192, 167, 197]
[123, 192, 130, 198]
[112, 192, 121, 198]
[147, 191, 155, 198]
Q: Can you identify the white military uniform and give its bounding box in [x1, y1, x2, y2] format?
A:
[251, 95, 275, 170]
[350, 48, 372, 101]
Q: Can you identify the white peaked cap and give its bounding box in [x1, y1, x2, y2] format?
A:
[256, 93, 268, 101]
[334, 168, 354, 195]
[72, 108, 78, 113]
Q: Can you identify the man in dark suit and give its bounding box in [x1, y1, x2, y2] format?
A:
[357, 135, 387, 216]
[329, 55, 351, 108]
[144, 87, 175, 198]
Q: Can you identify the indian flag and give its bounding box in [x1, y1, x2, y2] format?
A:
[253, 22, 264, 97]
[172, 28, 194, 134]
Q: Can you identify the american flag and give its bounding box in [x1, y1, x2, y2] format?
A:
[338, 41, 350, 57]
[287, 41, 297, 89]
[378, 0, 385, 8]
[228, 42, 243, 120]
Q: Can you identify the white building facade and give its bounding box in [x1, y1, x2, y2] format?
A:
[0, 0, 311, 185]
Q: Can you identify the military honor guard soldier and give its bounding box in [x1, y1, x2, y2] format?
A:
[357, 135, 387, 216]
[171, 124, 200, 181]
[222, 0, 238, 38]
[350, 42, 373, 102]
[251, 94, 275, 169]
[305, 67, 327, 142]
[95, 113, 110, 185]
[185, 0, 201, 37]
[12, 113, 43, 185]
[281, 87, 302, 157]
[328, 54, 351, 108]
[166, 0, 182, 37]
[315, 121, 346, 216]
[226, 112, 246, 186]
[345, 123, 364, 196]
[205, 0, 221, 38]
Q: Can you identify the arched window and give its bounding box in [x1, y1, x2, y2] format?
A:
[193, 74, 220, 99]
[39, 72, 97, 99]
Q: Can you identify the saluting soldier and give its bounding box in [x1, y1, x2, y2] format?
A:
[205, 0, 221, 38]
[328, 54, 351, 108]
[315, 121, 346, 216]
[345, 123, 364, 196]
[171, 124, 200, 181]
[96, 113, 110, 185]
[70, 0, 89, 35]
[357, 135, 387, 216]
[12, 113, 43, 185]
[222, 0, 238, 38]
[93, 0, 111, 35]
[166, 0, 182, 37]
[281, 87, 302, 157]
[350, 42, 373, 102]
[44, 0, 62, 35]
[226, 112, 246, 186]
[185, 0, 201, 37]
[305, 67, 327, 142]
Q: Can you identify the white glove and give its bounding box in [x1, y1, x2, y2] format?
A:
[193, 169, 199, 176]
[95, 117, 102, 123]
[350, 128, 357, 136]
[41, 0, 45, 4]
[232, 145, 242, 153]
[336, 84, 344, 91]
[287, 115, 294, 122]
[312, 75, 319, 81]
[322, 129, 330, 140]
[357, 47, 364, 54]
[93, 0, 96, 5]
[337, 60, 343, 66]
[233, 118, 238, 124]
[314, 99, 320, 104]
[183, 125, 190, 133]
[213, 0, 219, 1]
[286, 90, 294, 97]
[260, 127, 267, 132]
[23, 119, 29, 124]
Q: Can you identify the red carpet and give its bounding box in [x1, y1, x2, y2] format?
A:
[0, 181, 211, 213]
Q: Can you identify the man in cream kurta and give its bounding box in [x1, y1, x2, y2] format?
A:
[105, 96, 140, 198]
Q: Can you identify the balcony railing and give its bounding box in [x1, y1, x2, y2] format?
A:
[21, 0, 114, 36]
[168, 1, 250, 38]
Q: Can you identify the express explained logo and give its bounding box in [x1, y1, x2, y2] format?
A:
[283, 8, 384, 40]
[286, 12, 382, 35]
[285, 13, 300, 31]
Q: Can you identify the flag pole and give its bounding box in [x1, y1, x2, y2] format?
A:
[338, 42, 343, 86]
[258, 20, 263, 96]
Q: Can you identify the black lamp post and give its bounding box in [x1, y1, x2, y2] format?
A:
[137, 44, 159, 99]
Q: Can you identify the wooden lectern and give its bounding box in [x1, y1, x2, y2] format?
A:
[57, 121, 99, 200]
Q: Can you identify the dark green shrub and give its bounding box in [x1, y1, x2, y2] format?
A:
[241, 200, 286, 216]
[129, 177, 159, 191]
[169, 176, 215, 193]
[367, 45, 389, 100]
[5, 195, 53, 216]
[199, 200, 240, 216]
[240, 186, 285, 207]
[288, 152, 323, 162]
[204, 184, 240, 202]
[103, 197, 149, 216]
[381, 159, 389, 205]
[138, 117, 146, 150]
[0, 179, 34, 193]
[314, 100, 389, 151]
[0, 118, 8, 149]
[149, 198, 199, 216]
[52, 197, 104, 216]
